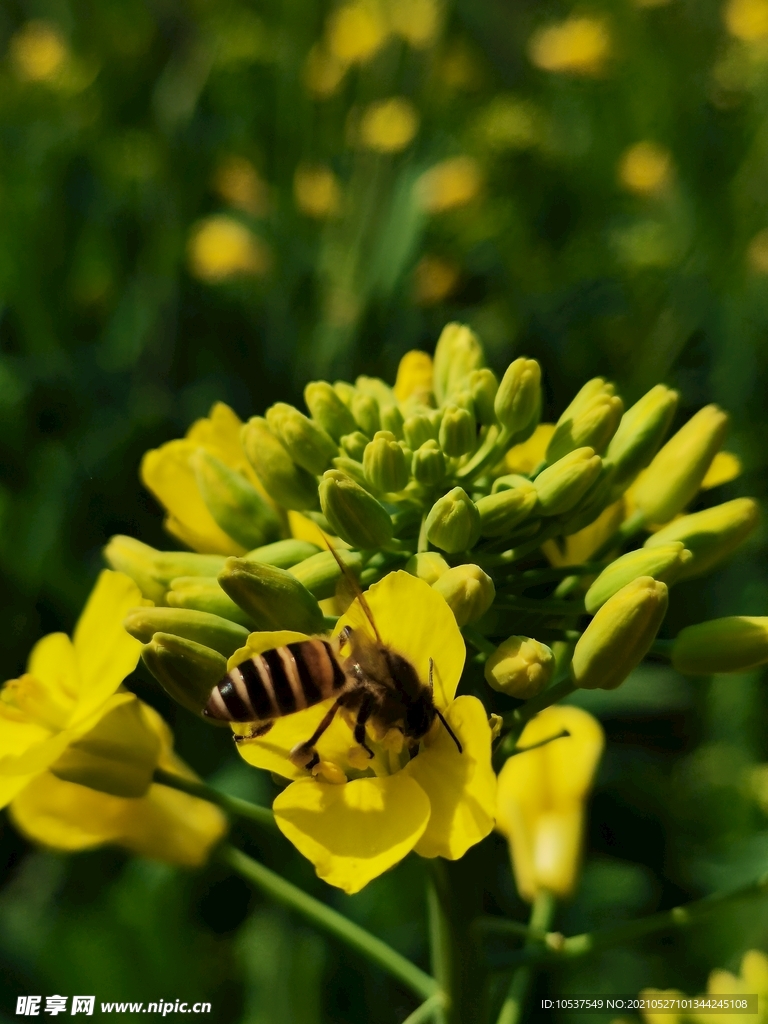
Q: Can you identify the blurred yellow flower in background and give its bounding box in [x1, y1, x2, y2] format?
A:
[496, 705, 604, 902]
[415, 156, 483, 213]
[413, 255, 461, 306]
[529, 17, 612, 76]
[9, 21, 68, 82]
[327, 2, 388, 64]
[476, 95, 543, 151]
[188, 216, 270, 282]
[747, 227, 768, 272]
[725, 0, 768, 40]
[304, 44, 348, 97]
[618, 141, 674, 196]
[294, 164, 343, 218]
[388, 0, 440, 48]
[213, 156, 269, 217]
[359, 97, 419, 152]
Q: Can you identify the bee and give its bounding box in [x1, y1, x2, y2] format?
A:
[203, 550, 462, 771]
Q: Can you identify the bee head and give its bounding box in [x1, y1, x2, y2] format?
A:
[403, 697, 437, 742]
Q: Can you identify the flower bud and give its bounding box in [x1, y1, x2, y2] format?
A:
[334, 380, 357, 408]
[218, 558, 325, 633]
[572, 577, 668, 690]
[142, 632, 228, 720]
[380, 403, 405, 439]
[394, 350, 434, 403]
[672, 616, 768, 674]
[304, 380, 357, 440]
[124, 606, 249, 658]
[404, 551, 450, 585]
[288, 549, 363, 600]
[266, 402, 338, 475]
[604, 384, 679, 492]
[425, 486, 481, 553]
[166, 577, 254, 627]
[468, 368, 499, 426]
[244, 538, 321, 568]
[104, 536, 227, 603]
[433, 322, 485, 404]
[363, 432, 410, 491]
[484, 636, 554, 698]
[319, 469, 393, 549]
[340, 431, 369, 461]
[351, 392, 381, 436]
[644, 497, 759, 579]
[546, 379, 624, 463]
[494, 358, 541, 437]
[356, 374, 395, 406]
[404, 412, 438, 450]
[533, 447, 603, 516]
[412, 440, 447, 485]
[584, 542, 691, 614]
[476, 485, 538, 538]
[331, 455, 370, 489]
[630, 404, 729, 525]
[439, 403, 476, 457]
[241, 417, 320, 511]
[492, 474, 533, 494]
[191, 449, 283, 551]
[432, 563, 495, 626]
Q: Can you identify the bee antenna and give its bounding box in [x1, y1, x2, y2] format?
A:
[323, 533, 382, 644]
[435, 708, 462, 754]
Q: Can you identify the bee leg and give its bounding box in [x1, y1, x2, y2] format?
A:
[234, 721, 274, 743]
[353, 698, 375, 759]
[289, 698, 342, 771]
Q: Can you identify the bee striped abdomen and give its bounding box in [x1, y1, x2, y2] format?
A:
[204, 639, 347, 723]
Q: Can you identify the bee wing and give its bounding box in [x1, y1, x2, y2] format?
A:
[323, 534, 383, 644]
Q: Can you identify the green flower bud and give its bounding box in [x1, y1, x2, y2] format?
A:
[380, 403, 405, 439]
[304, 380, 357, 440]
[630, 404, 729, 525]
[340, 431, 369, 461]
[432, 563, 496, 626]
[404, 412, 438, 451]
[218, 558, 324, 633]
[124, 606, 249, 658]
[468, 368, 499, 426]
[412, 440, 446, 485]
[288, 549, 363, 600]
[363, 432, 410, 491]
[266, 402, 338, 475]
[241, 417, 320, 511]
[559, 463, 616, 536]
[334, 380, 357, 407]
[439, 403, 477, 458]
[476, 485, 538, 538]
[433, 322, 485, 404]
[319, 469, 393, 549]
[356, 375, 395, 406]
[584, 542, 692, 614]
[546, 379, 624, 463]
[425, 486, 481, 553]
[51, 699, 162, 798]
[494, 357, 541, 437]
[166, 577, 254, 628]
[604, 384, 679, 492]
[484, 636, 554, 698]
[104, 536, 227, 603]
[491, 474, 533, 494]
[672, 616, 768, 674]
[142, 632, 227, 721]
[404, 551, 450, 584]
[533, 447, 603, 516]
[352, 392, 381, 436]
[244, 538, 321, 567]
[191, 449, 283, 551]
[572, 576, 669, 690]
[644, 497, 759, 580]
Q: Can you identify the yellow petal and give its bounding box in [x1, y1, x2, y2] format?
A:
[701, 450, 742, 490]
[72, 570, 145, 723]
[141, 440, 243, 555]
[10, 771, 128, 850]
[0, 771, 37, 809]
[741, 950, 768, 993]
[27, 632, 79, 702]
[289, 510, 333, 546]
[404, 695, 496, 859]
[186, 401, 270, 499]
[516, 705, 604, 803]
[394, 350, 434, 402]
[542, 498, 625, 567]
[505, 423, 555, 475]
[334, 570, 465, 709]
[272, 773, 430, 893]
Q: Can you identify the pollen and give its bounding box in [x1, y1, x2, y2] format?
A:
[311, 760, 348, 784]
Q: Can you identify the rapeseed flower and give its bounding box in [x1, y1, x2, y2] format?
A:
[231, 572, 496, 893]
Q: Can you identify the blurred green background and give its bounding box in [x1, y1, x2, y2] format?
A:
[2, 0, 768, 1019]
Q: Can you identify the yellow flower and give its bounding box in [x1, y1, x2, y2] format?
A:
[496, 706, 604, 902]
[187, 216, 270, 282]
[141, 401, 282, 554]
[618, 142, 674, 197]
[725, 0, 768, 40]
[415, 157, 483, 214]
[9, 21, 68, 82]
[327, 3, 389, 63]
[359, 98, 420, 153]
[542, 499, 626, 566]
[388, 0, 440, 47]
[701, 450, 742, 489]
[505, 423, 556, 474]
[303, 44, 347, 97]
[213, 156, 269, 217]
[413, 256, 461, 306]
[748, 229, 768, 273]
[394, 350, 434, 403]
[528, 17, 612, 76]
[232, 572, 496, 893]
[294, 164, 342, 218]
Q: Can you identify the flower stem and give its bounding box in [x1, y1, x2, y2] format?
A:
[402, 994, 448, 1024]
[462, 626, 497, 659]
[427, 861, 453, 1024]
[153, 768, 278, 831]
[494, 890, 557, 1024]
[495, 596, 584, 616]
[221, 844, 441, 1002]
[503, 676, 577, 731]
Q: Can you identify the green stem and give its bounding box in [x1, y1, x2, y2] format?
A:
[221, 845, 440, 1001]
[495, 890, 557, 1024]
[478, 521, 564, 568]
[153, 769, 278, 831]
[495, 596, 585, 616]
[503, 676, 577, 731]
[501, 564, 604, 590]
[427, 861, 453, 1024]
[462, 626, 498, 658]
[402, 994, 448, 1024]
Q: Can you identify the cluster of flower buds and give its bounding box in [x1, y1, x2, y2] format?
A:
[106, 320, 760, 717]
